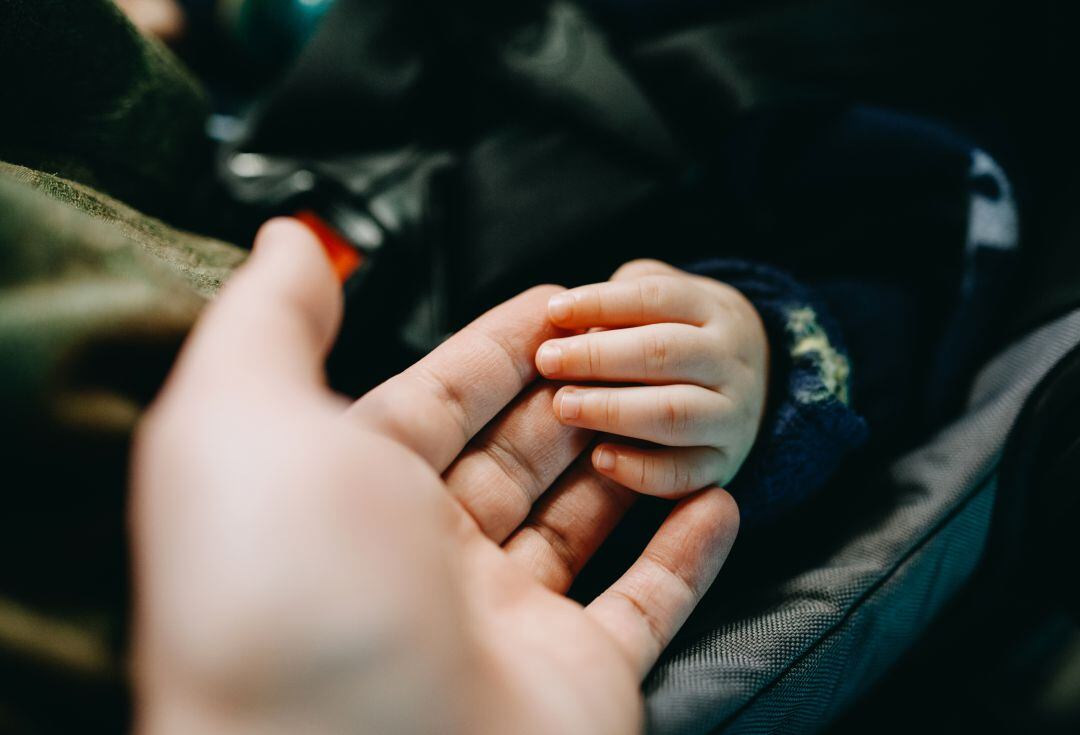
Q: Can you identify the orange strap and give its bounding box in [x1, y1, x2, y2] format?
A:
[294, 210, 364, 283]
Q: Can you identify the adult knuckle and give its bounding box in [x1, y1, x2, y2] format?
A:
[612, 588, 670, 652]
[643, 547, 702, 601]
[412, 366, 472, 443]
[480, 434, 541, 512]
[522, 520, 580, 582]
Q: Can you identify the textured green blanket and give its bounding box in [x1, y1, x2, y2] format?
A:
[0, 163, 244, 732]
[0, 3, 244, 729]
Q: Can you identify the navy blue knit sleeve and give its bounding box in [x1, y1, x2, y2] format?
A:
[688, 259, 869, 528]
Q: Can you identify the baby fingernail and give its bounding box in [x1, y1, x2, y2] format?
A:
[548, 293, 573, 322]
[558, 390, 582, 420]
[594, 446, 616, 471]
[537, 344, 562, 375]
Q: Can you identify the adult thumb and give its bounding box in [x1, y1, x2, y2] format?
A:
[177, 218, 343, 390]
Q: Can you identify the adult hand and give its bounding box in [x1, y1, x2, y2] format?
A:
[131, 219, 739, 734]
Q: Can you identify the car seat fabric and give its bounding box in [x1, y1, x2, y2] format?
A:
[644, 306, 1080, 734]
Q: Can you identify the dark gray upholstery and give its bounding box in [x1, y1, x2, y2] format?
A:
[645, 308, 1080, 734]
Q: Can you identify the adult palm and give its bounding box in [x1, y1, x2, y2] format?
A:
[132, 220, 739, 734]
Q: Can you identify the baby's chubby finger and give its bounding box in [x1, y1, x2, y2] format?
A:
[536, 323, 725, 386]
[547, 276, 710, 329]
[591, 443, 736, 499]
[553, 384, 734, 447]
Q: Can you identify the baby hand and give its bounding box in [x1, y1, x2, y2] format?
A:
[536, 260, 769, 498]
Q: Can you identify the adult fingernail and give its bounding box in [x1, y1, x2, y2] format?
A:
[594, 446, 616, 471]
[548, 293, 573, 323]
[558, 390, 582, 421]
[537, 344, 562, 375]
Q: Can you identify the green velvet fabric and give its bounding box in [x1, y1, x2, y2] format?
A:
[0, 5, 244, 729]
[0, 163, 244, 733]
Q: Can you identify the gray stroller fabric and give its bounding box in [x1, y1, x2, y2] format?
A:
[644, 308, 1080, 734]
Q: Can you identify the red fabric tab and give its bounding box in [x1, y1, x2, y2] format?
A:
[294, 210, 364, 283]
